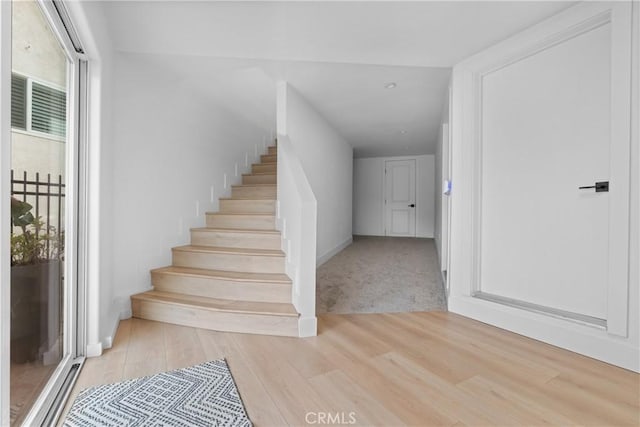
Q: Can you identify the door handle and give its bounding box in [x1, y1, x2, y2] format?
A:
[408, 204, 415, 208]
[579, 181, 609, 192]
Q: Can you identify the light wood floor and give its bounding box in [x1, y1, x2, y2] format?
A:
[60, 312, 639, 426]
[11, 360, 56, 426]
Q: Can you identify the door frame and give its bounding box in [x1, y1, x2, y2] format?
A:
[1, 1, 89, 424]
[0, 1, 12, 424]
[383, 158, 417, 237]
[448, 1, 638, 371]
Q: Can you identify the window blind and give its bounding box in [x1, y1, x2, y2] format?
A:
[31, 81, 66, 138]
[11, 74, 27, 130]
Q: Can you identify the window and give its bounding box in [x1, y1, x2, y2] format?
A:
[11, 72, 67, 139]
[11, 74, 27, 130]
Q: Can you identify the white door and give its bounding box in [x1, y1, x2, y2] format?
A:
[384, 160, 416, 237]
[449, 1, 632, 342]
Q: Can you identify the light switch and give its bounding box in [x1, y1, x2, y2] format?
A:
[443, 180, 452, 196]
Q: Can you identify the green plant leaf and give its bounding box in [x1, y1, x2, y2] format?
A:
[11, 197, 34, 226]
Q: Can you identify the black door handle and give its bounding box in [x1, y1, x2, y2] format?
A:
[408, 204, 415, 208]
[579, 181, 609, 192]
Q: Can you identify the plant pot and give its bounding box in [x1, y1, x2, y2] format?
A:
[10, 261, 62, 364]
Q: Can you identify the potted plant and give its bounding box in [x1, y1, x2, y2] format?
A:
[10, 197, 63, 364]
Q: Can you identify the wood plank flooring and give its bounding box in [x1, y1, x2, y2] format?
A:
[59, 312, 639, 426]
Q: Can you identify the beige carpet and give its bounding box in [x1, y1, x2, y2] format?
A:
[316, 236, 447, 314]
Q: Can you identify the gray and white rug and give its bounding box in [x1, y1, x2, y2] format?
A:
[64, 359, 251, 427]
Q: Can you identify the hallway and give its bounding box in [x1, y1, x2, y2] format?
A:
[316, 236, 446, 314]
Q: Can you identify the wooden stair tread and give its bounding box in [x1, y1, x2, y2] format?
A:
[137, 144, 296, 336]
[231, 184, 276, 188]
[132, 290, 298, 316]
[191, 227, 280, 234]
[172, 245, 285, 257]
[226, 197, 276, 201]
[205, 212, 274, 217]
[218, 197, 275, 201]
[152, 266, 291, 283]
[218, 197, 275, 202]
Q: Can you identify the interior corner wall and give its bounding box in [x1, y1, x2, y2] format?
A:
[353, 155, 435, 238]
[353, 157, 384, 235]
[434, 86, 451, 266]
[111, 52, 273, 315]
[283, 84, 353, 263]
[434, 129, 443, 256]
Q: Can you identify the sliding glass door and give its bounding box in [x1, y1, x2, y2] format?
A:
[9, 1, 85, 424]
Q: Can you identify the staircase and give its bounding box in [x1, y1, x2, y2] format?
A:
[131, 144, 300, 337]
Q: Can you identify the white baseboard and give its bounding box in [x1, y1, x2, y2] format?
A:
[86, 341, 102, 358]
[101, 297, 133, 351]
[416, 232, 435, 238]
[298, 315, 317, 337]
[449, 294, 640, 372]
[316, 236, 353, 267]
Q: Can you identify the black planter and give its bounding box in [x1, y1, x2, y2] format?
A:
[10, 261, 62, 364]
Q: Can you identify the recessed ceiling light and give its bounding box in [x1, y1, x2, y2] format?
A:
[400, 130, 407, 134]
[385, 82, 397, 89]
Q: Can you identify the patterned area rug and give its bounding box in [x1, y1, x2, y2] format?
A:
[63, 359, 252, 427]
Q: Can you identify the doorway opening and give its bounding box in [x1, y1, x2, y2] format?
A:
[317, 155, 445, 314]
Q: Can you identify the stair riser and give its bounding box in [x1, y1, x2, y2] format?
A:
[151, 272, 291, 303]
[205, 214, 275, 230]
[219, 199, 275, 214]
[191, 229, 281, 250]
[261, 154, 277, 163]
[252, 164, 277, 174]
[268, 146, 277, 155]
[242, 174, 276, 185]
[131, 299, 298, 337]
[232, 186, 276, 199]
[173, 250, 285, 273]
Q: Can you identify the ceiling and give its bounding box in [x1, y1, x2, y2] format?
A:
[100, 1, 574, 157]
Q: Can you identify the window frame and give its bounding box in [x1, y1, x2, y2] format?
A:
[10, 70, 67, 142]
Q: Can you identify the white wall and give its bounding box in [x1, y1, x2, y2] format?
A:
[275, 135, 317, 336]
[12, 1, 66, 87]
[416, 156, 435, 238]
[353, 155, 435, 238]
[353, 158, 383, 235]
[282, 83, 353, 264]
[434, 135, 442, 254]
[110, 52, 274, 318]
[434, 99, 450, 260]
